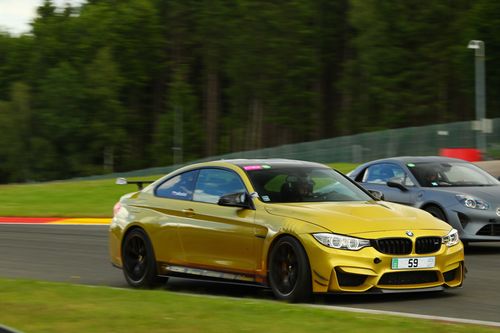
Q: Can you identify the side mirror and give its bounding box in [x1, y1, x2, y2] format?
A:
[387, 177, 408, 192]
[218, 192, 254, 210]
[368, 190, 384, 201]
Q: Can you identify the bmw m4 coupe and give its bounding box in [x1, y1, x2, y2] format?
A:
[109, 159, 464, 302]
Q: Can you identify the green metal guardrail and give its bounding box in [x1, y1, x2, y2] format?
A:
[74, 118, 500, 181]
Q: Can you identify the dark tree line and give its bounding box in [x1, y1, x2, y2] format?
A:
[0, 0, 499, 182]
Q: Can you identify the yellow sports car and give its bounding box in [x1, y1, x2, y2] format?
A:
[109, 159, 464, 302]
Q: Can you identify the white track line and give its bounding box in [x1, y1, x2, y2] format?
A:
[137, 288, 500, 328]
[306, 304, 500, 328]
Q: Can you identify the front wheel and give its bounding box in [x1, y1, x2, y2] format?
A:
[121, 228, 166, 288]
[424, 205, 447, 222]
[268, 236, 312, 303]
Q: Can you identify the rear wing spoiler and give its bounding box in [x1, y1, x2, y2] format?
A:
[116, 177, 154, 190]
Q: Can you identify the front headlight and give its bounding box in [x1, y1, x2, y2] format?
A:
[312, 233, 370, 251]
[442, 228, 460, 247]
[456, 194, 489, 210]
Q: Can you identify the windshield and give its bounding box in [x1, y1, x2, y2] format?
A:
[408, 162, 499, 187]
[243, 166, 373, 203]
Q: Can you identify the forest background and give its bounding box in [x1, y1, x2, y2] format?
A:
[0, 0, 499, 183]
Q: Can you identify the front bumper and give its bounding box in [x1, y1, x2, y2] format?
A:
[446, 204, 500, 241]
[303, 232, 465, 294]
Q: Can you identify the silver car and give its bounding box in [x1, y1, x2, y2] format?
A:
[348, 156, 500, 244]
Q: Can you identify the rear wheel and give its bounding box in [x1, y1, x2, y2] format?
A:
[268, 236, 312, 303]
[121, 228, 166, 288]
[424, 205, 446, 222]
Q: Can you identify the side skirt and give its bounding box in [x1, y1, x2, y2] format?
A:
[158, 263, 264, 286]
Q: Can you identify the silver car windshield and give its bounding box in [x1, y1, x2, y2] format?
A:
[244, 166, 373, 203]
[408, 162, 500, 187]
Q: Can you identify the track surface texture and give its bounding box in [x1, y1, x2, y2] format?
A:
[1, 224, 500, 322]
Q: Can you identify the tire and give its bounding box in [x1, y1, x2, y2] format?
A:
[268, 236, 312, 303]
[121, 228, 166, 288]
[424, 205, 447, 222]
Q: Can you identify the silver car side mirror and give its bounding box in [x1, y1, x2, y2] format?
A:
[368, 190, 384, 201]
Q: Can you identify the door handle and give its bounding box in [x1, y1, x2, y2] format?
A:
[182, 208, 195, 217]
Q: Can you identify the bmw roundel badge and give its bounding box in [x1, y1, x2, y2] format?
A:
[406, 231, 414, 237]
[496, 207, 500, 217]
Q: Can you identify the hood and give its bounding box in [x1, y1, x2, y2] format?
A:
[265, 201, 450, 235]
[426, 185, 500, 204]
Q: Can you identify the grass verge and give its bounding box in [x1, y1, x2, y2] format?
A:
[0, 278, 496, 333]
[0, 163, 358, 217]
[326, 162, 358, 174]
[0, 175, 159, 217]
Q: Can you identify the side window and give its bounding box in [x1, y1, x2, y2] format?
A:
[363, 163, 414, 186]
[155, 170, 199, 200]
[193, 169, 246, 204]
[392, 166, 415, 186]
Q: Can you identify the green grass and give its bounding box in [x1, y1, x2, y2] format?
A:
[0, 163, 359, 217]
[0, 278, 496, 333]
[326, 162, 358, 174]
[0, 175, 161, 217]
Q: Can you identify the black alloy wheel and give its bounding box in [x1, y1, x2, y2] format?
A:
[269, 236, 312, 302]
[122, 228, 166, 288]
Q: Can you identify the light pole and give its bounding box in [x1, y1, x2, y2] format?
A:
[467, 40, 487, 154]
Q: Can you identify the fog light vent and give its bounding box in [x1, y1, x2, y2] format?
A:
[443, 268, 458, 282]
[335, 268, 367, 287]
[477, 224, 500, 236]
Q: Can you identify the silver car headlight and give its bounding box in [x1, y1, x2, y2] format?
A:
[442, 229, 460, 247]
[312, 233, 370, 251]
[456, 194, 489, 210]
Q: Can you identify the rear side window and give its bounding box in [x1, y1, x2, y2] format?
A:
[193, 168, 246, 204]
[155, 170, 199, 200]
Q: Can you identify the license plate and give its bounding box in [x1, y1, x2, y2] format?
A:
[391, 257, 435, 270]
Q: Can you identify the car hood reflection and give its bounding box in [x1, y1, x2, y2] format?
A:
[264, 201, 450, 234]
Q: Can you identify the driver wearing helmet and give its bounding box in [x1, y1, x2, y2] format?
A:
[281, 176, 314, 202]
[423, 168, 440, 186]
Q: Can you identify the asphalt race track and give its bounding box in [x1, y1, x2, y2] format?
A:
[1, 224, 500, 323]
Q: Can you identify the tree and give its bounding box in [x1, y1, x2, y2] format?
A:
[340, 0, 472, 134]
[0, 83, 34, 182]
[84, 47, 125, 173]
[195, 0, 230, 156]
[224, 0, 320, 151]
[314, 0, 350, 138]
[152, 67, 201, 166]
[37, 62, 86, 178]
[0, 0, 498, 183]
